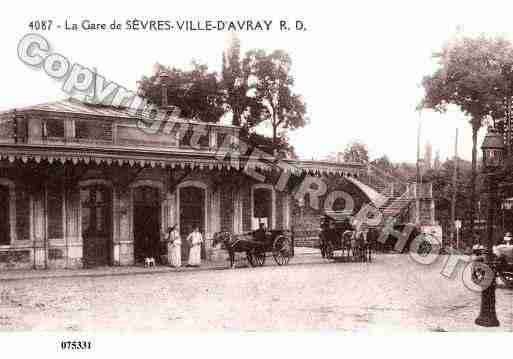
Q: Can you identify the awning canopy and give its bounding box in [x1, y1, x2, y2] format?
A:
[0, 143, 366, 178]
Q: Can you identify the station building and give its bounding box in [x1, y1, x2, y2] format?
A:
[0, 98, 397, 270]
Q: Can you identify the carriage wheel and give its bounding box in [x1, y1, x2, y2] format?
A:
[499, 271, 513, 288]
[254, 250, 266, 266]
[471, 263, 487, 285]
[273, 236, 291, 265]
[247, 250, 266, 267]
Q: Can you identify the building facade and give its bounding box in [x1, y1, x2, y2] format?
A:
[0, 99, 386, 270]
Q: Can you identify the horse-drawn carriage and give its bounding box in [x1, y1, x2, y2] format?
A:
[319, 211, 372, 262]
[213, 228, 293, 268]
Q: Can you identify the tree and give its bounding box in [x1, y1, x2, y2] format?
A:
[423, 158, 481, 247]
[245, 49, 308, 150]
[420, 35, 513, 237]
[372, 155, 395, 171]
[343, 141, 369, 163]
[244, 131, 297, 159]
[138, 62, 225, 123]
[221, 35, 264, 128]
[138, 45, 308, 157]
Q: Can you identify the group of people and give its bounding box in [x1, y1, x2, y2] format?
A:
[165, 226, 204, 268]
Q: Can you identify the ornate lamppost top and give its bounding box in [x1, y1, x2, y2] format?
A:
[481, 126, 505, 173]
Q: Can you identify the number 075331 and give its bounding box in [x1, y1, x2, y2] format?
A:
[60, 341, 92, 350]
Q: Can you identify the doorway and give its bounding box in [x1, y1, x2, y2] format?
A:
[81, 185, 112, 267]
[133, 186, 161, 263]
[179, 186, 205, 260]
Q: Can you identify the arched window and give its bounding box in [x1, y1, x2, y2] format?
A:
[80, 183, 112, 267]
[177, 181, 208, 238]
[81, 185, 111, 237]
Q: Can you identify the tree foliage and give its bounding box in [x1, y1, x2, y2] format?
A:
[371, 155, 394, 171]
[420, 35, 513, 235]
[221, 36, 264, 128]
[244, 49, 308, 147]
[138, 42, 308, 156]
[138, 62, 225, 123]
[420, 35, 513, 124]
[342, 141, 369, 163]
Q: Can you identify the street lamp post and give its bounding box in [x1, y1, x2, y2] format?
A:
[475, 127, 504, 327]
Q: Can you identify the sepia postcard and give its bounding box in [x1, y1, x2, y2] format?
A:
[1, 1, 512, 357]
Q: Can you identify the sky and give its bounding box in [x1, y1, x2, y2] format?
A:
[2, 0, 513, 163]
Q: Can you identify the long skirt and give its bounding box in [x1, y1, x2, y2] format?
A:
[188, 244, 201, 266]
[170, 244, 181, 267]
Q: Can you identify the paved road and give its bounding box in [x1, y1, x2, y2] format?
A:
[0, 254, 512, 331]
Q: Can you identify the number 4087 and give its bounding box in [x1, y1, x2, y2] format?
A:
[28, 20, 53, 31]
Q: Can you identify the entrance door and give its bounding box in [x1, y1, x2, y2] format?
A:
[253, 187, 272, 229]
[133, 186, 161, 263]
[0, 186, 10, 245]
[179, 186, 205, 260]
[81, 186, 112, 267]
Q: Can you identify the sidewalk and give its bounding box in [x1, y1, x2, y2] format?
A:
[0, 247, 320, 282]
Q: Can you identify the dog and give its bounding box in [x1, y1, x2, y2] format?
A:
[144, 257, 156, 268]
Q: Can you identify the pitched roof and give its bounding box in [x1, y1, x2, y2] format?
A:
[2, 98, 237, 128]
[21, 98, 137, 119]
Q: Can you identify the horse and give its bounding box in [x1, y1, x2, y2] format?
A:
[353, 231, 367, 261]
[364, 230, 375, 262]
[354, 230, 374, 262]
[342, 230, 355, 258]
[319, 227, 337, 259]
[212, 231, 261, 268]
[341, 230, 371, 261]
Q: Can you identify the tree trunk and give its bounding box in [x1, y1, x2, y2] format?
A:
[470, 124, 478, 244]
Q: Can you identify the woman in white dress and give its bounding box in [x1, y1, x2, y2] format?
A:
[167, 225, 181, 268]
[187, 227, 203, 267]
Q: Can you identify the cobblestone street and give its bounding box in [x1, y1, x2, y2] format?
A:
[1, 253, 512, 331]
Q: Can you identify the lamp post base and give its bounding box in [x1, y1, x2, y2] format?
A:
[475, 281, 500, 327]
[475, 317, 500, 327]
